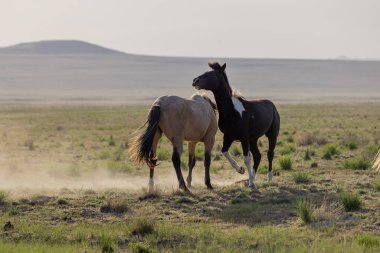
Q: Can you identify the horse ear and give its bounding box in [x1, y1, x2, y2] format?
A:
[208, 61, 221, 70]
[221, 63, 226, 71]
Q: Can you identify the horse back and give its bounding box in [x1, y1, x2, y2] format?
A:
[242, 99, 280, 139]
[155, 95, 217, 142]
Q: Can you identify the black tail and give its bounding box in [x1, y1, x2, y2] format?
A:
[130, 106, 161, 166]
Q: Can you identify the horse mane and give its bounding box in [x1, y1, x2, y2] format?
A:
[201, 95, 217, 112]
[208, 61, 243, 99]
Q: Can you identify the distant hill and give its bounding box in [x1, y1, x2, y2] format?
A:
[0, 40, 125, 55]
[0, 40, 380, 104]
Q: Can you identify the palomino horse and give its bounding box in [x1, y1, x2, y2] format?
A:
[192, 62, 280, 189]
[130, 94, 217, 192]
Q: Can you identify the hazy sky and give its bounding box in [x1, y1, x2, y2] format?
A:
[1, 0, 379, 59]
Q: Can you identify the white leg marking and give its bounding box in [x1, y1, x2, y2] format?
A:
[244, 155, 255, 188]
[223, 152, 244, 174]
[149, 177, 154, 191]
[268, 171, 273, 182]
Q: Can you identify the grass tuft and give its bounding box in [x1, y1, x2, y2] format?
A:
[57, 198, 68, 205]
[139, 188, 161, 201]
[157, 149, 170, 161]
[292, 171, 310, 184]
[304, 149, 311, 160]
[278, 155, 293, 170]
[130, 243, 154, 253]
[100, 199, 128, 214]
[357, 234, 380, 249]
[279, 144, 296, 155]
[344, 158, 371, 170]
[345, 141, 358, 150]
[131, 218, 155, 236]
[0, 191, 9, 205]
[310, 161, 318, 168]
[100, 235, 114, 253]
[298, 132, 327, 146]
[321, 143, 341, 160]
[108, 135, 116, 146]
[372, 179, 380, 191]
[340, 192, 362, 211]
[296, 198, 313, 224]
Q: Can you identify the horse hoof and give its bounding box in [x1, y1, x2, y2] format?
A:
[249, 183, 257, 190]
[268, 171, 273, 182]
[206, 184, 213, 190]
[186, 178, 192, 188]
[180, 184, 190, 193]
[236, 167, 245, 174]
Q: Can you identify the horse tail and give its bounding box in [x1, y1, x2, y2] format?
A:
[130, 106, 161, 166]
[266, 101, 280, 137]
[272, 104, 280, 137]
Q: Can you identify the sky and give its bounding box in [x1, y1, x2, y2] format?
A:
[0, 0, 379, 59]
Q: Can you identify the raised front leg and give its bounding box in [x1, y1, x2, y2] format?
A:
[241, 141, 255, 189]
[222, 135, 245, 174]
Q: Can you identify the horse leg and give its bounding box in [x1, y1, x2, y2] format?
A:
[148, 129, 162, 191]
[186, 141, 196, 188]
[171, 138, 189, 192]
[222, 135, 245, 174]
[249, 140, 261, 187]
[267, 135, 277, 182]
[204, 138, 215, 189]
[242, 141, 255, 189]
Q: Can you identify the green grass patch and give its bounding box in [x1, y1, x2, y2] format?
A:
[279, 144, 296, 155]
[371, 179, 380, 191]
[345, 141, 358, 150]
[321, 143, 341, 160]
[57, 198, 68, 205]
[131, 218, 155, 236]
[230, 145, 242, 157]
[100, 199, 128, 214]
[356, 234, 380, 249]
[278, 155, 293, 170]
[296, 198, 313, 224]
[0, 191, 8, 205]
[292, 171, 310, 184]
[304, 149, 311, 160]
[100, 235, 114, 253]
[157, 148, 171, 161]
[195, 145, 204, 161]
[340, 192, 362, 211]
[130, 243, 154, 253]
[344, 158, 371, 170]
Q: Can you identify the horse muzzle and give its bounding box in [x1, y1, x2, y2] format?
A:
[192, 78, 200, 89]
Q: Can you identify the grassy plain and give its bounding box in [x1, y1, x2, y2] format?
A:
[0, 103, 379, 252]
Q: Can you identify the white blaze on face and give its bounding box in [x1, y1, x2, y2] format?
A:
[231, 96, 245, 118]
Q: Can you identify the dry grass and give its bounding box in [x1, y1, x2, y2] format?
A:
[313, 198, 343, 222]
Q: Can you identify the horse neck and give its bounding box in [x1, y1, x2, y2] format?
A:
[212, 81, 235, 118]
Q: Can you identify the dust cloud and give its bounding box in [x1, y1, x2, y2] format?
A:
[0, 161, 240, 197]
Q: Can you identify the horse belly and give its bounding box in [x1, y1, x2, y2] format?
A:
[184, 124, 207, 141]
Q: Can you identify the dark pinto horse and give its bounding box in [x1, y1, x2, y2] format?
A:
[192, 62, 280, 189]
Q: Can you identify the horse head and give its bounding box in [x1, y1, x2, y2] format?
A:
[192, 62, 231, 95]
